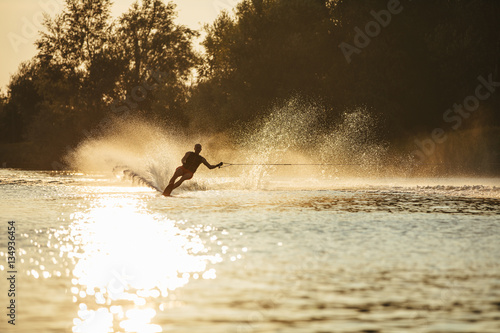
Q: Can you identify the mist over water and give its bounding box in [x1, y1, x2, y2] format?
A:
[65, 98, 399, 192]
[65, 118, 184, 190]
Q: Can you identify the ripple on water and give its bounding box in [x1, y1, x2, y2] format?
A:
[1, 171, 499, 333]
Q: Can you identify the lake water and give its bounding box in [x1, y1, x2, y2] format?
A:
[1, 169, 500, 333]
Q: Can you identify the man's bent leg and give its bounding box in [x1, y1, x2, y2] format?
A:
[164, 174, 192, 196]
[163, 168, 183, 196]
[171, 174, 192, 191]
[168, 168, 183, 185]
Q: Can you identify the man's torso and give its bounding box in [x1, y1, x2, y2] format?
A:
[183, 152, 204, 173]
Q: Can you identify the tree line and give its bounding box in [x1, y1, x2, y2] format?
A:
[0, 0, 499, 170]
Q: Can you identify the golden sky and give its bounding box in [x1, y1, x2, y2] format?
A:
[0, 0, 239, 90]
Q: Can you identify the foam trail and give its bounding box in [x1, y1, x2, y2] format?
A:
[122, 169, 163, 193]
[66, 117, 186, 190]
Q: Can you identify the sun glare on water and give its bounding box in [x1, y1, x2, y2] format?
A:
[66, 195, 222, 333]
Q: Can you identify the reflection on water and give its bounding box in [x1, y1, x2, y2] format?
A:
[66, 196, 222, 333]
[1, 170, 500, 333]
[292, 192, 500, 215]
[153, 190, 500, 216]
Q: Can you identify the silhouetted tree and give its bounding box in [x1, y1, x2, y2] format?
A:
[1, 0, 499, 170]
[36, 0, 119, 124]
[116, 0, 199, 123]
[192, 0, 336, 130]
[0, 61, 42, 143]
[194, 0, 500, 138]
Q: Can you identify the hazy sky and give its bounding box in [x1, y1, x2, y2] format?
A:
[0, 0, 239, 90]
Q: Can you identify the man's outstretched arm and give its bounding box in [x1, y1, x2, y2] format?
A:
[202, 158, 223, 169]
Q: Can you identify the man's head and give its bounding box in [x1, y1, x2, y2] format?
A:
[194, 144, 202, 154]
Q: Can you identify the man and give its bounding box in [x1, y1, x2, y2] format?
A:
[162, 144, 223, 196]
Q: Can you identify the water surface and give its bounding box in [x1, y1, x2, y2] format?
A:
[1, 169, 500, 333]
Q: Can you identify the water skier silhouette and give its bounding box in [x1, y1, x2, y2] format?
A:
[162, 144, 223, 196]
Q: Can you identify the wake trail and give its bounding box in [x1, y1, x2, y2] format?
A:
[122, 169, 163, 193]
